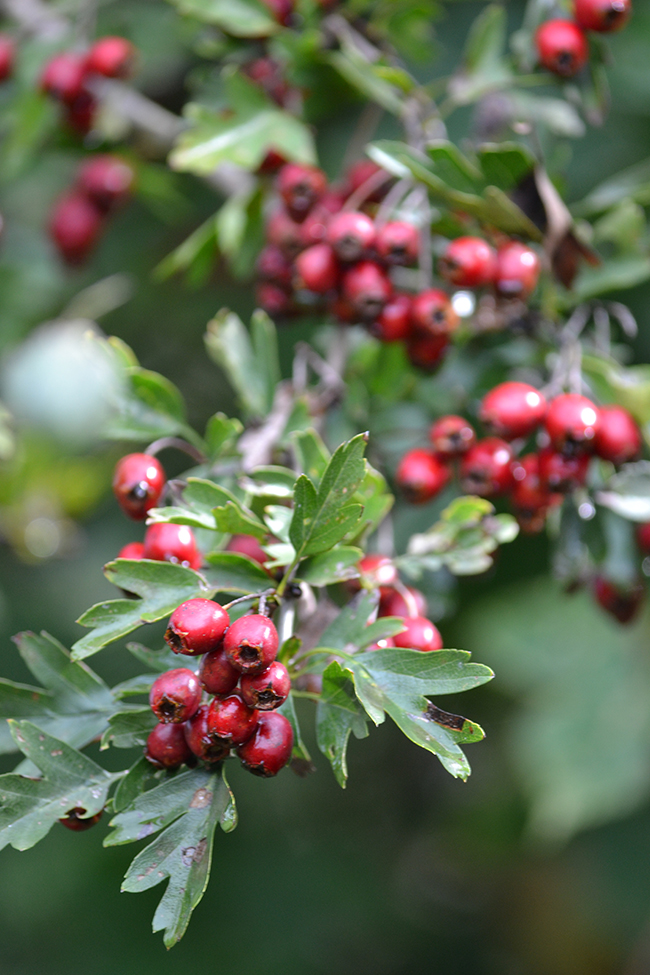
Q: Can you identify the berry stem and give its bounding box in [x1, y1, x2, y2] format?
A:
[144, 436, 206, 463]
[222, 589, 275, 611]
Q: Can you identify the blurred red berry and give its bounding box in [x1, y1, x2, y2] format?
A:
[117, 542, 145, 560]
[460, 438, 514, 496]
[143, 523, 202, 570]
[594, 405, 641, 465]
[295, 243, 339, 293]
[439, 237, 497, 288]
[411, 289, 459, 336]
[574, 0, 631, 31]
[429, 415, 476, 458]
[396, 449, 451, 504]
[393, 616, 443, 652]
[49, 191, 103, 265]
[277, 163, 327, 221]
[0, 34, 15, 82]
[327, 211, 376, 262]
[112, 453, 165, 520]
[371, 293, 412, 342]
[479, 382, 547, 440]
[535, 19, 589, 77]
[494, 242, 541, 297]
[76, 155, 134, 212]
[375, 221, 419, 265]
[40, 51, 88, 103]
[545, 393, 600, 453]
[341, 261, 391, 321]
[86, 36, 136, 78]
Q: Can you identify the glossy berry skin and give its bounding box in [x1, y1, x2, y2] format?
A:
[407, 332, 450, 371]
[226, 534, 269, 566]
[537, 447, 590, 493]
[429, 415, 476, 458]
[0, 34, 15, 82]
[86, 36, 136, 78]
[393, 616, 444, 652]
[375, 221, 419, 265]
[637, 523, 650, 554]
[410, 289, 459, 337]
[379, 586, 427, 619]
[535, 19, 589, 77]
[396, 449, 451, 504]
[494, 242, 541, 297]
[358, 554, 399, 590]
[479, 382, 547, 440]
[143, 523, 202, 570]
[145, 722, 193, 769]
[327, 211, 376, 262]
[256, 244, 293, 287]
[149, 668, 202, 723]
[59, 807, 103, 831]
[76, 155, 134, 212]
[277, 163, 327, 221]
[207, 693, 259, 746]
[40, 52, 88, 103]
[594, 575, 644, 625]
[439, 237, 497, 288]
[112, 453, 165, 520]
[184, 705, 230, 762]
[165, 598, 230, 656]
[371, 293, 412, 342]
[594, 405, 641, 465]
[300, 204, 333, 248]
[224, 614, 279, 674]
[117, 541, 145, 560]
[237, 711, 294, 777]
[295, 243, 339, 293]
[574, 0, 631, 31]
[199, 646, 240, 696]
[49, 192, 104, 265]
[341, 261, 392, 322]
[240, 661, 291, 710]
[366, 636, 396, 651]
[460, 438, 514, 496]
[545, 393, 600, 453]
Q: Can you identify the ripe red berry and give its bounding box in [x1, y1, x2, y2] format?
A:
[59, 807, 103, 831]
[145, 721, 193, 769]
[199, 646, 241, 696]
[429, 415, 476, 458]
[149, 668, 202, 723]
[479, 381, 547, 440]
[341, 261, 392, 321]
[223, 614, 279, 674]
[494, 242, 541, 297]
[244, 57, 289, 105]
[460, 438, 514, 496]
[117, 541, 145, 560]
[594, 405, 641, 465]
[49, 192, 104, 265]
[112, 453, 165, 520]
[256, 282, 292, 317]
[277, 163, 327, 221]
[237, 711, 294, 776]
[86, 36, 136, 78]
[0, 34, 15, 82]
[294, 243, 339, 293]
[375, 221, 419, 265]
[345, 159, 389, 203]
[407, 332, 450, 371]
[593, 575, 644, 625]
[240, 660, 291, 710]
[256, 244, 293, 287]
[184, 704, 230, 762]
[393, 616, 444, 652]
[64, 91, 97, 134]
[574, 0, 631, 31]
[40, 51, 88, 103]
[143, 523, 202, 570]
[545, 393, 600, 453]
[266, 208, 303, 257]
[357, 554, 399, 590]
[637, 523, 650, 555]
[299, 204, 333, 248]
[410, 289, 459, 337]
[366, 636, 396, 651]
[396, 448, 451, 504]
[76, 155, 134, 212]
[535, 19, 589, 77]
[165, 598, 230, 656]
[438, 237, 497, 288]
[379, 586, 427, 619]
[510, 454, 560, 533]
[371, 293, 412, 342]
[207, 693, 259, 746]
[537, 446, 590, 492]
[327, 211, 376, 262]
[226, 534, 269, 566]
[260, 0, 295, 26]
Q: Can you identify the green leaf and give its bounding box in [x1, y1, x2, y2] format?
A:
[596, 463, 650, 522]
[292, 428, 331, 482]
[114, 756, 160, 814]
[241, 466, 296, 499]
[317, 590, 379, 653]
[203, 551, 272, 593]
[277, 693, 313, 772]
[213, 501, 268, 538]
[351, 464, 394, 538]
[154, 213, 219, 286]
[565, 255, 650, 305]
[216, 185, 266, 279]
[477, 142, 536, 191]
[148, 478, 261, 535]
[582, 354, 650, 426]
[106, 359, 195, 444]
[101, 708, 157, 750]
[449, 4, 511, 105]
[166, 0, 279, 37]
[426, 141, 483, 193]
[0, 721, 113, 851]
[573, 156, 650, 217]
[126, 643, 182, 674]
[205, 309, 280, 420]
[316, 661, 368, 788]
[326, 48, 403, 115]
[296, 547, 363, 586]
[205, 413, 243, 461]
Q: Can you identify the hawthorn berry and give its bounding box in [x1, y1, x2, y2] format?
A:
[184, 704, 230, 762]
[366, 637, 396, 651]
[300, 204, 333, 248]
[149, 668, 202, 723]
[49, 192, 104, 265]
[375, 221, 419, 265]
[86, 36, 136, 78]
[407, 332, 450, 371]
[593, 575, 644, 625]
[59, 807, 103, 831]
[410, 289, 459, 336]
[223, 614, 279, 674]
[379, 586, 427, 618]
[438, 237, 497, 288]
[637, 523, 650, 554]
[494, 242, 541, 297]
[535, 19, 589, 77]
[64, 91, 97, 135]
[429, 415, 476, 458]
[112, 453, 165, 520]
[396, 449, 451, 504]
[256, 244, 293, 287]
[574, 0, 631, 32]
[510, 454, 559, 533]
[207, 693, 259, 746]
[393, 616, 444, 652]
[145, 722, 193, 769]
[327, 211, 376, 262]
[593, 405, 641, 465]
[226, 534, 269, 566]
[266, 208, 303, 257]
[260, 0, 295, 27]
[256, 282, 292, 317]
[237, 711, 294, 776]
[0, 34, 15, 82]
[76, 155, 134, 212]
[371, 293, 412, 342]
[460, 438, 514, 496]
[199, 646, 240, 696]
[40, 52, 88, 103]
[346, 159, 388, 201]
[165, 598, 230, 656]
[537, 447, 590, 492]
[143, 523, 202, 570]
[357, 554, 399, 590]
[295, 243, 339, 293]
[240, 660, 291, 710]
[479, 382, 547, 440]
[341, 261, 392, 321]
[277, 163, 327, 221]
[544, 393, 600, 453]
[244, 57, 289, 105]
[117, 541, 145, 560]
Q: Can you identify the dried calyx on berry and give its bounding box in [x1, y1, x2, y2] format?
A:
[223, 614, 279, 673]
[113, 453, 166, 520]
[164, 598, 230, 656]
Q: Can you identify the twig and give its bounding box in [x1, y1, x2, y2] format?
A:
[145, 437, 206, 464]
[237, 382, 295, 471]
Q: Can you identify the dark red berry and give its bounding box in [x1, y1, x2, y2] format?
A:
[86, 36, 136, 78]
[244, 57, 289, 105]
[49, 192, 104, 265]
[371, 293, 412, 342]
[256, 244, 293, 287]
[327, 211, 376, 262]
[375, 221, 419, 265]
[184, 704, 230, 762]
[341, 260, 391, 321]
[574, 0, 631, 31]
[76, 155, 134, 212]
[379, 586, 427, 618]
[64, 91, 96, 134]
[393, 616, 443, 652]
[257, 149, 288, 174]
[537, 446, 590, 492]
[460, 438, 514, 496]
[59, 807, 103, 831]
[593, 575, 644, 624]
[545, 393, 600, 453]
[594, 405, 641, 465]
[165, 598, 230, 656]
[277, 163, 327, 221]
[535, 19, 589, 77]
[149, 668, 202, 723]
[357, 554, 399, 590]
[410, 289, 459, 336]
[299, 204, 333, 248]
[479, 382, 547, 440]
[438, 237, 496, 288]
[145, 722, 193, 768]
[396, 449, 451, 504]
[256, 282, 292, 317]
[295, 243, 339, 292]
[226, 534, 269, 566]
[494, 242, 541, 297]
[237, 711, 294, 776]
[637, 523, 650, 555]
[112, 453, 165, 520]
[223, 614, 279, 674]
[143, 523, 202, 570]
[199, 646, 240, 696]
[266, 208, 303, 257]
[240, 661, 291, 710]
[407, 332, 450, 371]
[117, 541, 145, 560]
[510, 454, 559, 533]
[429, 415, 476, 458]
[207, 693, 259, 746]
[0, 34, 15, 82]
[40, 52, 88, 103]
[260, 0, 295, 26]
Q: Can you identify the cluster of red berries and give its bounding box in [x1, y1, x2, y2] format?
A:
[145, 599, 293, 777]
[535, 0, 631, 78]
[49, 153, 134, 265]
[397, 384, 642, 532]
[356, 554, 444, 653]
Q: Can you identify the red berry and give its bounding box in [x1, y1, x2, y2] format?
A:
[277, 163, 327, 221]
[357, 554, 399, 590]
[545, 393, 600, 453]
[407, 332, 450, 371]
[460, 438, 514, 496]
[256, 244, 293, 287]
[574, 0, 631, 31]
[366, 636, 396, 651]
[63, 91, 97, 134]
[494, 242, 541, 297]
[145, 721, 193, 768]
[237, 711, 294, 776]
[479, 382, 547, 440]
[439, 237, 497, 288]
[112, 453, 165, 520]
[341, 261, 391, 321]
[371, 293, 412, 342]
[86, 36, 136, 79]
[117, 541, 145, 560]
[184, 704, 230, 762]
[535, 19, 589, 77]
[327, 211, 376, 262]
[537, 446, 590, 492]
[510, 454, 560, 533]
[379, 586, 427, 618]
[593, 575, 644, 625]
[244, 57, 289, 105]
[410, 289, 459, 337]
[260, 0, 295, 26]
[240, 661, 291, 710]
[429, 415, 476, 458]
[396, 448, 451, 504]
[40, 51, 88, 103]
[0, 34, 15, 82]
[594, 405, 641, 465]
[257, 149, 288, 174]
[165, 598, 230, 656]
[207, 693, 259, 746]
[76, 155, 134, 212]
[59, 807, 103, 831]
[637, 523, 650, 555]
[299, 204, 333, 248]
[49, 192, 104, 265]
[255, 282, 292, 317]
[199, 646, 241, 696]
[223, 614, 279, 674]
[266, 208, 303, 257]
[375, 221, 419, 266]
[149, 668, 202, 723]
[345, 159, 389, 203]
[143, 523, 202, 570]
[294, 243, 339, 293]
[226, 534, 269, 566]
[393, 616, 444, 652]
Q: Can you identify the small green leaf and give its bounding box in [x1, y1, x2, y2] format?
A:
[113, 756, 160, 814]
[316, 661, 368, 788]
[166, 0, 279, 38]
[596, 463, 650, 522]
[292, 428, 331, 482]
[296, 546, 363, 586]
[203, 551, 272, 593]
[154, 214, 219, 285]
[127, 643, 182, 673]
[317, 590, 379, 654]
[277, 693, 313, 771]
[101, 708, 157, 750]
[205, 309, 279, 420]
[205, 413, 243, 460]
[477, 142, 536, 190]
